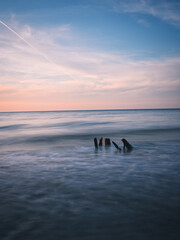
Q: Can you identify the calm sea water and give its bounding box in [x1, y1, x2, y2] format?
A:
[0, 109, 180, 240]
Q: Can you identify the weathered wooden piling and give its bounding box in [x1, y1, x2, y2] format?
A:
[112, 141, 121, 151]
[99, 137, 103, 146]
[104, 138, 111, 146]
[121, 138, 133, 152]
[94, 138, 98, 149]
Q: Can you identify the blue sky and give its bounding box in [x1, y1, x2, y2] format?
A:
[1, 0, 180, 57]
[0, 0, 180, 111]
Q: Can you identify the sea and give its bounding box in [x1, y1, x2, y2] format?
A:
[0, 109, 180, 240]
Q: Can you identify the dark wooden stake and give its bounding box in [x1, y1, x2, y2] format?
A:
[104, 138, 111, 146]
[94, 138, 98, 149]
[99, 137, 103, 146]
[121, 138, 133, 152]
[112, 141, 121, 152]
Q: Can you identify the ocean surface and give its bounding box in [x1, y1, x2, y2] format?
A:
[0, 109, 180, 240]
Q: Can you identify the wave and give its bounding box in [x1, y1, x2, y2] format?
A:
[0, 121, 115, 131]
[27, 127, 180, 143]
[119, 127, 180, 135]
[0, 127, 180, 146]
[0, 124, 28, 130]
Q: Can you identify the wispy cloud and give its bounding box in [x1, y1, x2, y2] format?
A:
[0, 21, 180, 111]
[112, 0, 180, 27]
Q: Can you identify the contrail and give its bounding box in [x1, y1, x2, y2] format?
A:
[0, 20, 77, 81]
[0, 20, 54, 64]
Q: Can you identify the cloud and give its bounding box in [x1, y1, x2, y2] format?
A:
[112, 0, 180, 27]
[0, 21, 180, 111]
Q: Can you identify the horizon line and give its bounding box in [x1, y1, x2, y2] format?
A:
[0, 107, 180, 113]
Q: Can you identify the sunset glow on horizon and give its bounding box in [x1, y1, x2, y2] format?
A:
[0, 0, 180, 112]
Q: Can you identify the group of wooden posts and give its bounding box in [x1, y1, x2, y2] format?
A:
[94, 137, 133, 152]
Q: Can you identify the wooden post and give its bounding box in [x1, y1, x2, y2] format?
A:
[94, 138, 98, 149]
[112, 141, 121, 151]
[99, 137, 103, 146]
[104, 138, 111, 146]
[121, 138, 133, 152]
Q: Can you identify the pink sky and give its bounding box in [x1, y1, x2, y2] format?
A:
[0, 21, 180, 111]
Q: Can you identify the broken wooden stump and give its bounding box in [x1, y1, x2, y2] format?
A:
[112, 141, 121, 152]
[94, 137, 98, 149]
[99, 137, 103, 146]
[121, 138, 133, 152]
[104, 138, 111, 146]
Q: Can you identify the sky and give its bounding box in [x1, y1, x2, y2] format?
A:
[0, 0, 180, 111]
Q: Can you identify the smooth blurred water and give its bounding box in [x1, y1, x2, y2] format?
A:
[0, 109, 180, 240]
